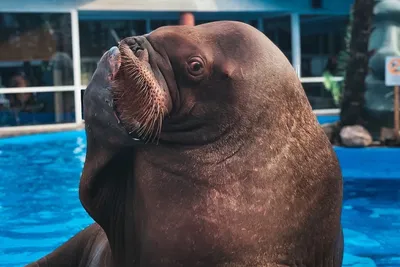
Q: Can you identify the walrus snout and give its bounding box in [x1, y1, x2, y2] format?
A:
[82, 46, 141, 147]
[107, 46, 121, 80]
[111, 38, 171, 142]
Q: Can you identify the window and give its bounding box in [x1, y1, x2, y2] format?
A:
[300, 15, 348, 77]
[262, 15, 292, 63]
[301, 82, 337, 109]
[0, 12, 74, 127]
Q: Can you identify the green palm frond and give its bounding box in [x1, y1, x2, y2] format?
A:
[323, 5, 354, 106]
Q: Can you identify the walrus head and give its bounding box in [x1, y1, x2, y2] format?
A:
[84, 21, 305, 147]
[80, 21, 340, 266]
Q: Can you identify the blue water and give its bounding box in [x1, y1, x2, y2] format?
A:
[0, 128, 399, 266]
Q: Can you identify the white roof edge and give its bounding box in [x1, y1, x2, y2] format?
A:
[76, 0, 306, 12]
[0, 6, 73, 13]
[77, 0, 199, 11]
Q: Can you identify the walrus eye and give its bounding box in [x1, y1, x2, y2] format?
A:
[187, 57, 205, 76]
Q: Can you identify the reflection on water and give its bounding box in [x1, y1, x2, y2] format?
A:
[0, 131, 399, 267]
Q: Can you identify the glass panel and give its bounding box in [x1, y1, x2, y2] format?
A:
[300, 15, 348, 77]
[302, 82, 337, 109]
[0, 91, 75, 126]
[150, 20, 179, 30]
[79, 20, 147, 86]
[0, 13, 74, 87]
[262, 15, 292, 63]
[247, 20, 258, 28]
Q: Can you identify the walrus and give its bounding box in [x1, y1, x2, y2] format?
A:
[27, 21, 344, 267]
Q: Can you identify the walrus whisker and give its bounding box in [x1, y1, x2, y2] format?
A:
[153, 109, 164, 144]
[111, 42, 168, 143]
[136, 104, 154, 125]
[146, 106, 162, 143]
[148, 111, 158, 136]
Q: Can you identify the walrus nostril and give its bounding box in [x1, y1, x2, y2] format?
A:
[129, 42, 143, 54]
[128, 43, 148, 62]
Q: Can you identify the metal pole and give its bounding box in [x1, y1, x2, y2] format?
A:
[257, 17, 264, 33]
[395, 85, 400, 141]
[71, 9, 83, 124]
[145, 19, 152, 34]
[291, 13, 301, 78]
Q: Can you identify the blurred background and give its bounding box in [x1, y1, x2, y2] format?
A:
[0, 0, 352, 128]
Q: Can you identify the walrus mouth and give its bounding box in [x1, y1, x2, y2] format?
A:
[111, 39, 169, 143]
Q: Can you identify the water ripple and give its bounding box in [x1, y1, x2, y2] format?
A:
[0, 131, 93, 266]
[0, 131, 399, 266]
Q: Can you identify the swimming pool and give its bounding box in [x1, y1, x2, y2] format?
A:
[0, 130, 399, 267]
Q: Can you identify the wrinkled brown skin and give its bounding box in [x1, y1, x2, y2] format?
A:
[26, 21, 343, 267]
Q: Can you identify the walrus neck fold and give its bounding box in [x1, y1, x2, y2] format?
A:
[79, 126, 135, 224]
[79, 126, 143, 266]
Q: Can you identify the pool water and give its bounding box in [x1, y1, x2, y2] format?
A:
[0, 130, 399, 267]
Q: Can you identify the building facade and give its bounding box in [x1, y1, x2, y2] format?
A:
[0, 0, 354, 129]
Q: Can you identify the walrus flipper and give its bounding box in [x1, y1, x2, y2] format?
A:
[25, 223, 111, 267]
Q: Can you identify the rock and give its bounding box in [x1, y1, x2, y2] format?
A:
[340, 125, 373, 147]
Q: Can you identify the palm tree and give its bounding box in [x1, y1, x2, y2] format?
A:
[339, 0, 374, 127]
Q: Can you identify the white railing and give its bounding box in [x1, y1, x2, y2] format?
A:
[0, 76, 341, 136]
[0, 86, 75, 94]
[71, 9, 83, 124]
[313, 108, 340, 115]
[0, 123, 85, 137]
[300, 76, 344, 83]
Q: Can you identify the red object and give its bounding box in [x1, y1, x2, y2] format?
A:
[180, 12, 195, 26]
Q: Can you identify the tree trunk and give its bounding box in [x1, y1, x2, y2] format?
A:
[339, 0, 374, 127]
